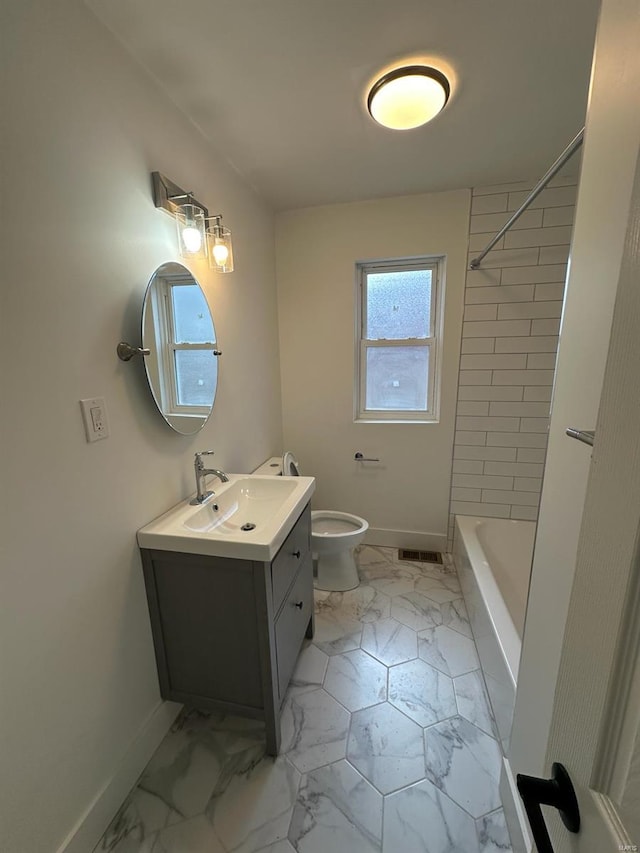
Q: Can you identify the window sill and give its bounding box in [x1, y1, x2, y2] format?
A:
[354, 417, 439, 425]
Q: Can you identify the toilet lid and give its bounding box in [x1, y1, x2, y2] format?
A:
[282, 451, 300, 476]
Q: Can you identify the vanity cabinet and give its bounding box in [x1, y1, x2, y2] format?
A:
[140, 503, 313, 755]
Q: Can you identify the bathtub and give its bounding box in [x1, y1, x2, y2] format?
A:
[453, 515, 535, 752]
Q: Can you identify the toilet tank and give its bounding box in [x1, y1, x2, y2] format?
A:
[252, 456, 283, 476]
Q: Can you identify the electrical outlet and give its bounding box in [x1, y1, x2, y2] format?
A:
[80, 397, 109, 442]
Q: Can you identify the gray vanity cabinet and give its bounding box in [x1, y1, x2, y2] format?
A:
[140, 504, 313, 755]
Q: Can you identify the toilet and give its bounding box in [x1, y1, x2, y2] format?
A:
[310, 510, 370, 591]
[255, 453, 368, 591]
[282, 453, 368, 591]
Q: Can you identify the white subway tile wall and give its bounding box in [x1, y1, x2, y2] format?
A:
[447, 178, 577, 547]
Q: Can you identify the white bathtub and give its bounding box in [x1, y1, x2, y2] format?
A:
[453, 515, 535, 752]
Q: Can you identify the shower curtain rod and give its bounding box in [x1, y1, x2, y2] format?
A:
[469, 128, 585, 270]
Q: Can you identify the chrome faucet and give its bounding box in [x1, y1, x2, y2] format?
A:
[190, 450, 229, 505]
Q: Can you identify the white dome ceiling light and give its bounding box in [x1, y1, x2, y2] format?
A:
[367, 65, 450, 130]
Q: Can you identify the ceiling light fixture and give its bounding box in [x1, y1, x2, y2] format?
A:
[152, 172, 235, 271]
[367, 65, 450, 130]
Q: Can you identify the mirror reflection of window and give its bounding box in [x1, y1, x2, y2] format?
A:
[169, 282, 217, 408]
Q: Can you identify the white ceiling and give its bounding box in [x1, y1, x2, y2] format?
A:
[86, 0, 601, 211]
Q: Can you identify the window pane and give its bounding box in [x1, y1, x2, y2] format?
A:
[172, 285, 215, 343]
[174, 350, 217, 406]
[366, 269, 432, 340]
[365, 346, 429, 411]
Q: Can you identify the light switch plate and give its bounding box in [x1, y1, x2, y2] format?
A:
[80, 397, 109, 442]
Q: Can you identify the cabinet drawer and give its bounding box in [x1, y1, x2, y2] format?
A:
[271, 504, 310, 613]
[275, 555, 313, 701]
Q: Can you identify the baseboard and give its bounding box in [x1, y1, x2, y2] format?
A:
[364, 526, 448, 553]
[500, 757, 532, 853]
[57, 699, 182, 853]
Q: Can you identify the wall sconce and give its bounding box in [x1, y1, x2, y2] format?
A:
[175, 199, 207, 260]
[207, 215, 234, 273]
[152, 172, 234, 271]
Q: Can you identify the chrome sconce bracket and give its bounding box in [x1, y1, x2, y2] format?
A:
[152, 172, 210, 220]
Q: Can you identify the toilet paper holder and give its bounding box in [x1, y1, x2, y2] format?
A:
[355, 452, 380, 462]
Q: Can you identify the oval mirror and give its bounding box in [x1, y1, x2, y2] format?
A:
[141, 262, 218, 434]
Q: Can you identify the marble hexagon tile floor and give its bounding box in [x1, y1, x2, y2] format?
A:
[96, 545, 512, 853]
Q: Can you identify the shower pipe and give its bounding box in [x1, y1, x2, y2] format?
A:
[469, 127, 585, 270]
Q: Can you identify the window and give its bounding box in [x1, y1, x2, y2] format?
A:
[149, 272, 218, 418]
[356, 258, 444, 422]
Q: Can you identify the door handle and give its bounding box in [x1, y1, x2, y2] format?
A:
[517, 763, 580, 853]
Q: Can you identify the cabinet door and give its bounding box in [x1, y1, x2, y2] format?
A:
[271, 505, 311, 614]
[152, 553, 263, 708]
[274, 555, 313, 700]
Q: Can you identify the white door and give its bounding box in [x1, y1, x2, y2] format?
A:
[532, 144, 640, 853]
[507, 1, 640, 849]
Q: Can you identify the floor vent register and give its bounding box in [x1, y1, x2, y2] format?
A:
[398, 549, 443, 564]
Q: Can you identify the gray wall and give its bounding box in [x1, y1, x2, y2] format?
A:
[276, 191, 470, 553]
[1, 2, 283, 850]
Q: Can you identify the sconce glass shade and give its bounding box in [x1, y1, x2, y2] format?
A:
[207, 220, 234, 273]
[176, 203, 208, 260]
[367, 65, 450, 130]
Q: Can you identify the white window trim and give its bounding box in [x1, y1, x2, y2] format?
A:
[354, 256, 445, 423]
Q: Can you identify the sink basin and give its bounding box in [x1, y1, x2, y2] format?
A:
[137, 474, 315, 561]
[185, 478, 299, 534]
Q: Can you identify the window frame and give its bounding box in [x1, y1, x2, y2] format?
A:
[355, 256, 445, 423]
[152, 273, 217, 418]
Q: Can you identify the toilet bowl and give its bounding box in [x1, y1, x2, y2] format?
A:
[311, 510, 369, 591]
[281, 452, 369, 592]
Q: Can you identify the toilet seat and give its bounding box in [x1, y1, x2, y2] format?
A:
[311, 510, 368, 538]
[282, 451, 300, 476]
